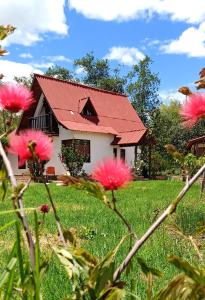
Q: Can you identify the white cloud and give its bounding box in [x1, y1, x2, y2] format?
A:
[159, 89, 185, 103]
[69, 0, 205, 24]
[0, 59, 43, 82]
[45, 55, 72, 63]
[105, 47, 145, 66]
[161, 22, 205, 57]
[1, 0, 68, 46]
[19, 53, 33, 59]
[75, 66, 86, 75]
[31, 62, 54, 69]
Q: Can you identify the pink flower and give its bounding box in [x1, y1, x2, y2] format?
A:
[92, 158, 132, 190]
[180, 92, 205, 127]
[8, 130, 53, 166]
[0, 84, 33, 113]
[40, 204, 49, 214]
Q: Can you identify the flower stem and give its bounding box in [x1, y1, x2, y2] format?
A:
[41, 174, 66, 247]
[0, 141, 36, 270]
[111, 190, 137, 240]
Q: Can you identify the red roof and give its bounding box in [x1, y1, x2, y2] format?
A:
[19, 74, 147, 146]
[112, 129, 147, 146]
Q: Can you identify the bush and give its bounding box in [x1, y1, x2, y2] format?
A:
[59, 142, 86, 177]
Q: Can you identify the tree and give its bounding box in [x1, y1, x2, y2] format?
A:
[14, 74, 34, 88]
[45, 65, 73, 80]
[127, 56, 160, 127]
[74, 53, 126, 93]
[152, 99, 205, 173]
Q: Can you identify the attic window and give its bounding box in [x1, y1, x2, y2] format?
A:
[81, 98, 96, 117]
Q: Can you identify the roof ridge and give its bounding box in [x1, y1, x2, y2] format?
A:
[33, 73, 127, 97]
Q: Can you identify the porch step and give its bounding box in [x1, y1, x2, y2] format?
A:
[15, 175, 31, 184]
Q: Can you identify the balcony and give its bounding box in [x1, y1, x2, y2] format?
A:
[29, 113, 59, 135]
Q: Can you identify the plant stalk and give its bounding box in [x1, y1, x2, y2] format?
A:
[41, 175, 66, 247]
[0, 141, 36, 270]
[111, 190, 137, 240]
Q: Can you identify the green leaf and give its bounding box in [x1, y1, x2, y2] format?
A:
[0, 207, 35, 216]
[89, 236, 127, 296]
[73, 248, 98, 268]
[3, 266, 15, 300]
[34, 211, 41, 300]
[15, 222, 25, 285]
[75, 179, 109, 205]
[0, 256, 17, 289]
[0, 25, 15, 41]
[0, 220, 16, 233]
[0, 170, 8, 201]
[168, 255, 202, 283]
[99, 287, 126, 300]
[54, 247, 80, 280]
[137, 257, 163, 277]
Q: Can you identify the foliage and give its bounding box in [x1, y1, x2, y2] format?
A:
[165, 144, 205, 178]
[60, 143, 87, 177]
[74, 52, 126, 93]
[155, 255, 205, 300]
[127, 55, 160, 127]
[0, 25, 15, 57]
[14, 74, 34, 88]
[45, 65, 73, 80]
[152, 100, 205, 173]
[54, 236, 126, 300]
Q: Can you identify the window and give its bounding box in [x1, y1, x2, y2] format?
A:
[81, 99, 96, 117]
[113, 148, 117, 158]
[62, 139, 90, 162]
[120, 149, 125, 161]
[18, 156, 26, 169]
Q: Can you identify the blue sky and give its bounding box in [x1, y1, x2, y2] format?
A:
[1, 0, 205, 103]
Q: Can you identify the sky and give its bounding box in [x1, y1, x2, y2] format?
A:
[1, 0, 205, 103]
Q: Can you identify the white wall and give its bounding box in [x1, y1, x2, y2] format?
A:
[9, 124, 136, 176]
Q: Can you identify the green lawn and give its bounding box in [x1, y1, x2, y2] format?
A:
[0, 179, 204, 299]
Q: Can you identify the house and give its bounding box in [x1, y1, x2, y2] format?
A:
[9, 74, 147, 175]
[187, 136, 205, 157]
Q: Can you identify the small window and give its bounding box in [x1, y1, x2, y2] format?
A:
[62, 139, 90, 162]
[120, 149, 125, 161]
[113, 148, 117, 158]
[81, 99, 96, 117]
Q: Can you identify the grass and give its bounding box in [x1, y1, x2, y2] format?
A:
[0, 179, 204, 299]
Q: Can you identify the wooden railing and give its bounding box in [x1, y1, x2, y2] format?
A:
[29, 113, 59, 135]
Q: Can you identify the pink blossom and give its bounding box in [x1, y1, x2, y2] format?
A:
[92, 158, 132, 190]
[8, 130, 53, 166]
[180, 92, 205, 127]
[0, 84, 33, 113]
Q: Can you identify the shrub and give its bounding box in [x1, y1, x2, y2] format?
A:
[59, 141, 87, 177]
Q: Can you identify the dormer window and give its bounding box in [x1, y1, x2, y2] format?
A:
[80, 97, 97, 117]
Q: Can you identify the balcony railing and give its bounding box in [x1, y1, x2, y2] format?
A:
[29, 113, 59, 135]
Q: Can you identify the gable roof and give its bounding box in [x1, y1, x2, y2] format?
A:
[19, 74, 147, 146]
